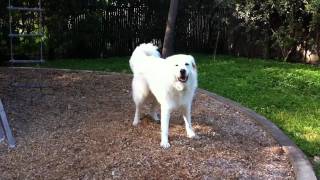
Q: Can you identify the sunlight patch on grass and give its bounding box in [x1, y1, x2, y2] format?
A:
[271, 110, 320, 156]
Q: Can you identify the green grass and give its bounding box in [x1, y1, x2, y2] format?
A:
[196, 55, 320, 151]
[38, 57, 131, 73]
[40, 55, 320, 176]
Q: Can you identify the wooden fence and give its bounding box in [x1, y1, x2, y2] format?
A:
[46, 1, 169, 58]
[0, 0, 270, 60]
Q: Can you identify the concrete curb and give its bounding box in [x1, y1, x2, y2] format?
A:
[198, 89, 317, 180]
[2, 67, 316, 179]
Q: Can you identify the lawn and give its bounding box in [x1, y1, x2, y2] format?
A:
[40, 55, 319, 176]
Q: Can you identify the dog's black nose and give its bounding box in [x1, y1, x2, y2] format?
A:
[180, 69, 186, 76]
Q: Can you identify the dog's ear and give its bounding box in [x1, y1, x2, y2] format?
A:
[189, 55, 197, 70]
[192, 62, 196, 69]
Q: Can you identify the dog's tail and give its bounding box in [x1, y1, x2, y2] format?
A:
[129, 43, 160, 74]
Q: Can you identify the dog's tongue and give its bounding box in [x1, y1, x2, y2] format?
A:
[179, 75, 188, 82]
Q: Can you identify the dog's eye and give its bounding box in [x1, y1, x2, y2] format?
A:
[175, 64, 178, 66]
[185, 63, 189, 66]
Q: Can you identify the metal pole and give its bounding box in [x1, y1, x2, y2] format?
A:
[0, 123, 4, 143]
[0, 99, 16, 148]
[8, 0, 14, 61]
[213, 31, 220, 61]
[39, 0, 43, 61]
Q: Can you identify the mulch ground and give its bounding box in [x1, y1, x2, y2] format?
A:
[0, 68, 294, 179]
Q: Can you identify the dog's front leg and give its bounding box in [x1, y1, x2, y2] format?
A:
[133, 105, 141, 126]
[183, 105, 197, 138]
[160, 106, 171, 148]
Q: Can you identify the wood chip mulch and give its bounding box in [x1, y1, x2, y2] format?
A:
[0, 68, 294, 179]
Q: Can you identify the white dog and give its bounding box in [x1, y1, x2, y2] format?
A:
[129, 43, 198, 148]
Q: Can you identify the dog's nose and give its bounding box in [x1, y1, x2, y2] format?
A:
[180, 69, 186, 76]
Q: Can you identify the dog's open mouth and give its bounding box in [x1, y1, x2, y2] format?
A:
[178, 75, 188, 83]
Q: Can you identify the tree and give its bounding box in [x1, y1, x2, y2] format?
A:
[162, 0, 179, 58]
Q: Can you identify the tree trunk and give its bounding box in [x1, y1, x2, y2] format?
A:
[162, 0, 179, 58]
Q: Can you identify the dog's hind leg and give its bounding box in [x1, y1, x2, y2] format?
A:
[132, 76, 149, 126]
[149, 99, 160, 123]
[182, 105, 198, 139]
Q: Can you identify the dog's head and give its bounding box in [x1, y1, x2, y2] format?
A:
[166, 55, 197, 90]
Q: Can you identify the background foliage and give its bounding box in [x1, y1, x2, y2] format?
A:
[0, 0, 319, 62]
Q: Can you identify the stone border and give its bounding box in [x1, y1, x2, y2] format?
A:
[2, 67, 317, 179]
[198, 89, 317, 180]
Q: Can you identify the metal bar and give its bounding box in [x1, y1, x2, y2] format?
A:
[9, 59, 45, 63]
[40, 36, 43, 61]
[9, 33, 44, 37]
[39, 0, 43, 61]
[9, 37, 13, 61]
[8, 0, 14, 61]
[7, 6, 44, 12]
[9, 59, 45, 64]
[0, 123, 4, 143]
[213, 31, 220, 61]
[0, 99, 16, 148]
[7, 0, 45, 63]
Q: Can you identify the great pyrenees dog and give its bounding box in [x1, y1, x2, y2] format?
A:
[129, 43, 198, 148]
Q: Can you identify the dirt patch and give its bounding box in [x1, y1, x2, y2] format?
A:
[0, 68, 294, 179]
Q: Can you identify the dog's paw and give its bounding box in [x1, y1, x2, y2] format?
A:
[153, 115, 160, 122]
[132, 119, 140, 126]
[153, 117, 160, 124]
[187, 131, 199, 139]
[160, 141, 171, 149]
[149, 113, 160, 122]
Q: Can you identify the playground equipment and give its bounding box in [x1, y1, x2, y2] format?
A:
[7, 0, 45, 63]
[0, 99, 15, 148]
[1, 0, 46, 148]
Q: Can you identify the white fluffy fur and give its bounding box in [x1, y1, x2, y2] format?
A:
[129, 43, 198, 148]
